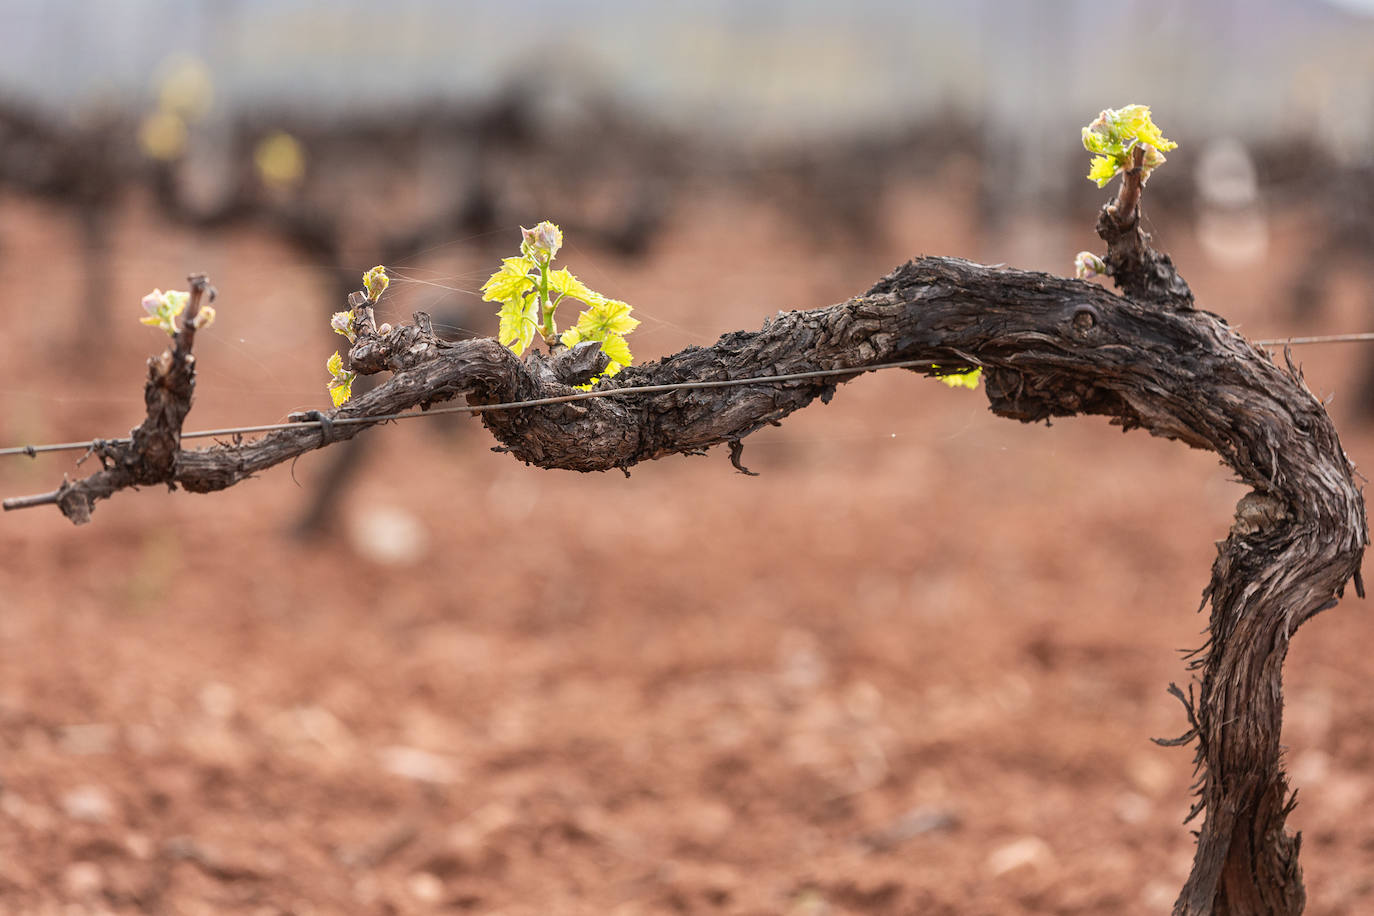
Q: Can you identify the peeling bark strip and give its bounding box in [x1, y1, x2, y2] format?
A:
[4, 249, 1366, 910]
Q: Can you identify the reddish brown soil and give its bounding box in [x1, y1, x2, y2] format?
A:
[2, 177, 1372, 914]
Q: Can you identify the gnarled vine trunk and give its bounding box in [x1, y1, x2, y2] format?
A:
[5, 231, 1365, 913]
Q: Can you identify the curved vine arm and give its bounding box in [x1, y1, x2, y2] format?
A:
[3, 243, 1365, 913]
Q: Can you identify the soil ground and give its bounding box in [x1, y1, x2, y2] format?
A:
[1, 174, 1372, 914]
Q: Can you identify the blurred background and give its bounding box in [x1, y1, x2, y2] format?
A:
[2, 1, 1373, 913]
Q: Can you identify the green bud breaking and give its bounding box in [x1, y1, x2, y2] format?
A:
[139, 288, 191, 336]
[1074, 251, 1107, 279]
[330, 310, 356, 342]
[326, 351, 355, 407]
[520, 221, 563, 263]
[1081, 104, 1176, 188]
[363, 265, 389, 303]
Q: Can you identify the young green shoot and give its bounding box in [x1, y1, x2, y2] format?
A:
[481, 221, 639, 383]
[323, 265, 387, 406]
[1081, 104, 1176, 189]
[140, 287, 214, 335]
[1072, 105, 1178, 279]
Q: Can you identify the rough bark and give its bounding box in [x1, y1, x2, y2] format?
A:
[6, 276, 213, 522]
[4, 236, 1365, 913]
[1096, 146, 1195, 310]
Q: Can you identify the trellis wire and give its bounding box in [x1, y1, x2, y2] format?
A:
[0, 331, 1368, 460]
[0, 358, 940, 458]
[1253, 332, 1374, 346]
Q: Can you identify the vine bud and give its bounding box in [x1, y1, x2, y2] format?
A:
[330, 310, 356, 342]
[520, 221, 563, 263]
[363, 265, 389, 303]
[1074, 251, 1107, 279]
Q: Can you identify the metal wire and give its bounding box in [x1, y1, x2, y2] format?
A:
[4, 328, 1373, 460]
[1252, 332, 1374, 346]
[0, 358, 941, 458]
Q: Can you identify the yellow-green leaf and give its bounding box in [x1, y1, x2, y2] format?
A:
[1116, 104, 1176, 153]
[328, 378, 353, 407]
[1081, 126, 1111, 156]
[326, 350, 354, 405]
[481, 257, 536, 303]
[599, 333, 633, 368]
[936, 367, 982, 389]
[1088, 155, 1119, 188]
[548, 267, 598, 306]
[572, 298, 640, 339]
[498, 294, 538, 355]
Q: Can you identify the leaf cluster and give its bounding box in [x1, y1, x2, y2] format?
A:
[140, 287, 214, 336]
[481, 222, 639, 383]
[321, 266, 385, 406]
[1081, 104, 1176, 188]
[325, 350, 354, 407]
